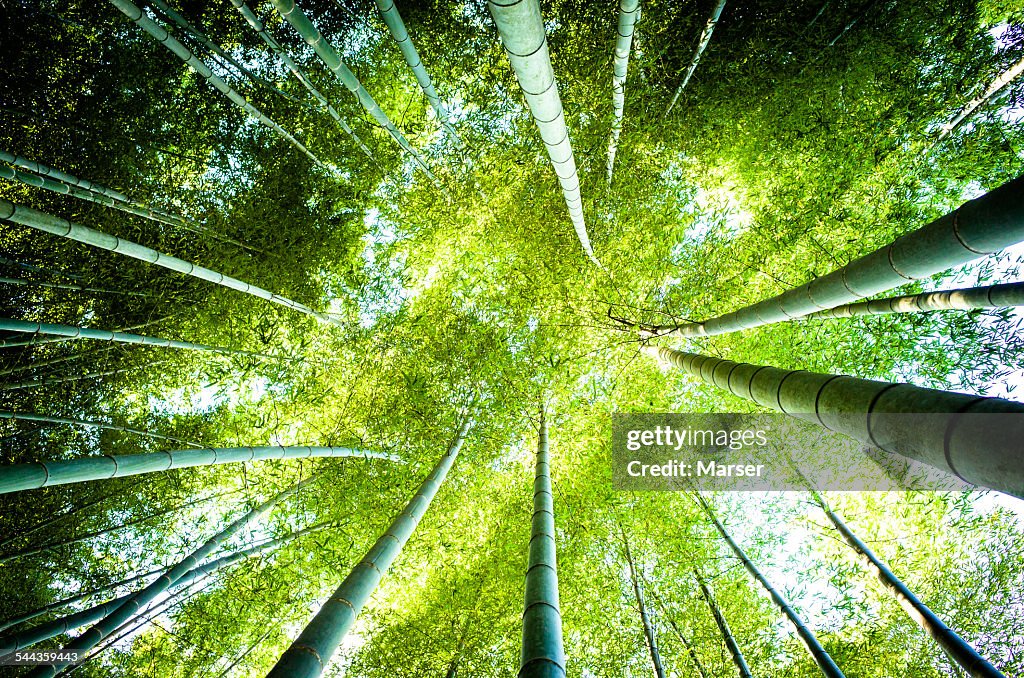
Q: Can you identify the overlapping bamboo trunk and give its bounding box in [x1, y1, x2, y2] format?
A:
[607, 0, 640, 185]
[801, 281, 1024, 320]
[694, 567, 752, 678]
[621, 527, 665, 678]
[665, 0, 726, 115]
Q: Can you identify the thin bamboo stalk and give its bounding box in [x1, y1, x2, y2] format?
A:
[607, 0, 640, 185]
[0, 359, 170, 392]
[0, 410, 200, 448]
[0, 152, 130, 203]
[644, 583, 709, 678]
[800, 281, 1024, 320]
[267, 420, 471, 678]
[0, 275, 160, 300]
[665, 0, 726, 115]
[645, 345, 1024, 498]
[693, 568, 752, 678]
[0, 346, 116, 377]
[935, 54, 1024, 146]
[620, 525, 665, 678]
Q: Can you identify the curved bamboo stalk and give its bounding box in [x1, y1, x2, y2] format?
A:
[269, 0, 437, 180]
[809, 492, 1005, 678]
[519, 410, 565, 678]
[935, 54, 1024, 147]
[0, 445, 396, 496]
[228, 0, 375, 160]
[607, 0, 640, 185]
[0, 198, 345, 327]
[665, 0, 726, 115]
[620, 525, 665, 678]
[487, 0, 599, 267]
[268, 420, 471, 678]
[642, 175, 1024, 337]
[0, 317, 287, 362]
[695, 494, 845, 678]
[0, 410, 200, 448]
[645, 345, 1024, 499]
[0, 359, 170, 392]
[24, 479, 315, 675]
[693, 567, 752, 678]
[372, 0, 460, 143]
[800, 281, 1024, 320]
[107, 0, 328, 170]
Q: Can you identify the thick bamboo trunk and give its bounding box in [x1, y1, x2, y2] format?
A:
[693, 568, 753, 678]
[0, 198, 345, 327]
[607, 0, 640, 185]
[0, 411, 201, 448]
[644, 175, 1024, 337]
[0, 152, 130, 202]
[620, 526, 665, 678]
[696, 495, 845, 678]
[0, 445, 395, 495]
[267, 420, 471, 678]
[665, 0, 726, 115]
[935, 55, 1024, 146]
[645, 345, 1024, 498]
[519, 410, 565, 678]
[269, 0, 437, 180]
[810, 493, 1005, 678]
[487, 0, 599, 267]
[800, 281, 1024, 320]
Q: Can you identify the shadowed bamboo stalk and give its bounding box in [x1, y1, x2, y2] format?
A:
[620, 525, 665, 678]
[0, 198, 345, 327]
[519, 410, 565, 678]
[269, 0, 437, 180]
[665, 0, 726, 115]
[0, 445, 396, 495]
[372, 0, 460, 143]
[267, 420, 471, 678]
[229, 0, 375, 159]
[695, 494, 845, 678]
[645, 345, 1024, 498]
[24, 479, 315, 675]
[0, 346, 116, 377]
[809, 492, 1006, 678]
[487, 0, 599, 267]
[607, 0, 640, 185]
[800, 281, 1024, 320]
[694, 567, 752, 678]
[0, 275, 159, 300]
[0, 152, 130, 203]
[642, 175, 1024, 337]
[0, 410, 201, 447]
[934, 54, 1024, 147]
[0, 359, 170, 392]
[107, 0, 327, 170]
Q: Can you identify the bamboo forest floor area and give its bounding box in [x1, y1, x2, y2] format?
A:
[1, 0, 1023, 676]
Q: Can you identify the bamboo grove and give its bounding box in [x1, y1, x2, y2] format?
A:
[1, 0, 1022, 676]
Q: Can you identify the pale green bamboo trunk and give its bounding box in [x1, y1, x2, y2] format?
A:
[694, 567, 752, 678]
[935, 55, 1024, 146]
[696, 495, 845, 678]
[269, 0, 437, 180]
[229, 0, 374, 159]
[107, 0, 327, 170]
[268, 420, 471, 678]
[645, 175, 1024, 337]
[607, 0, 640, 185]
[487, 0, 598, 266]
[0, 445, 396, 495]
[645, 345, 1024, 498]
[665, 0, 726, 115]
[810, 492, 1005, 678]
[0, 198, 345, 327]
[620, 526, 664, 678]
[0, 152, 130, 202]
[519, 411, 565, 678]
[801, 281, 1024, 320]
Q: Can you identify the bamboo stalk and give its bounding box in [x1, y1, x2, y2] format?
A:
[665, 0, 726, 115]
[693, 567, 752, 678]
[800, 281, 1024, 320]
[644, 583, 709, 678]
[935, 54, 1024, 146]
[607, 0, 640, 185]
[0, 359, 170, 392]
[0, 410, 201, 448]
[620, 525, 665, 678]
[0, 152, 130, 203]
[0, 275, 160, 300]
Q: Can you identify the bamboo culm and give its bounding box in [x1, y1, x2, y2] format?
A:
[0, 410, 201, 447]
[228, 0, 375, 159]
[695, 494, 845, 678]
[0, 198, 345, 327]
[519, 410, 565, 678]
[810, 492, 1006, 678]
[665, 0, 726, 115]
[606, 0, 640, 185]
[620, 526, 665, 678]
[644, 175, 1024, 337]
[800, 281, 1024, 321]
[0, 359, 171, 392]
[268, 420, 471, 678]
[646, 345, 1024, 498]
[0, 274, 160, 300]
[0, 151, 129, 203]
[935, 55, 1024, 146]
[487, 0, 599, 267]
[269, 0, 437, 180]
[0, 346, 116, 378]
[694, 568, 753, 678]
[0, 445, 396, 496]
[23, 478, 316, 675]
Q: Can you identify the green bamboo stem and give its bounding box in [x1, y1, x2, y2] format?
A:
[607, 0, 639, 185]
[0, 358, 170, 392]
[0, 198, 345, 327]
[487, 0, 598, 267]
[0, 152, 130, 203]
[646, 345, 1024, 498]
[372, 0, 460, 143]
[695, 494, 845, 678]
[620, 525, 665, 678]
[644, 583, 709, 678]
[0, 313, 177, 350]
[665, 0, 726, 115]
[0, 346, 115, 377]
[107, 0, 327, 170]
[644, 175, 1024, 337]
[935, 55, 1024, 146]
[229, 0, 375, 160]
[0, 410, 200, 447]
[800, 281, 1024, 320]
[519, 410, 565, 678]
[24, 479, 315, 675]
[268, 420, 471, 678]
[694, 567, 753, 678]
[809, 492, 1005, 678]
[0, 274, 159, 300]
[0, 445, 396, 495]
[269, 0, 437, 181]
